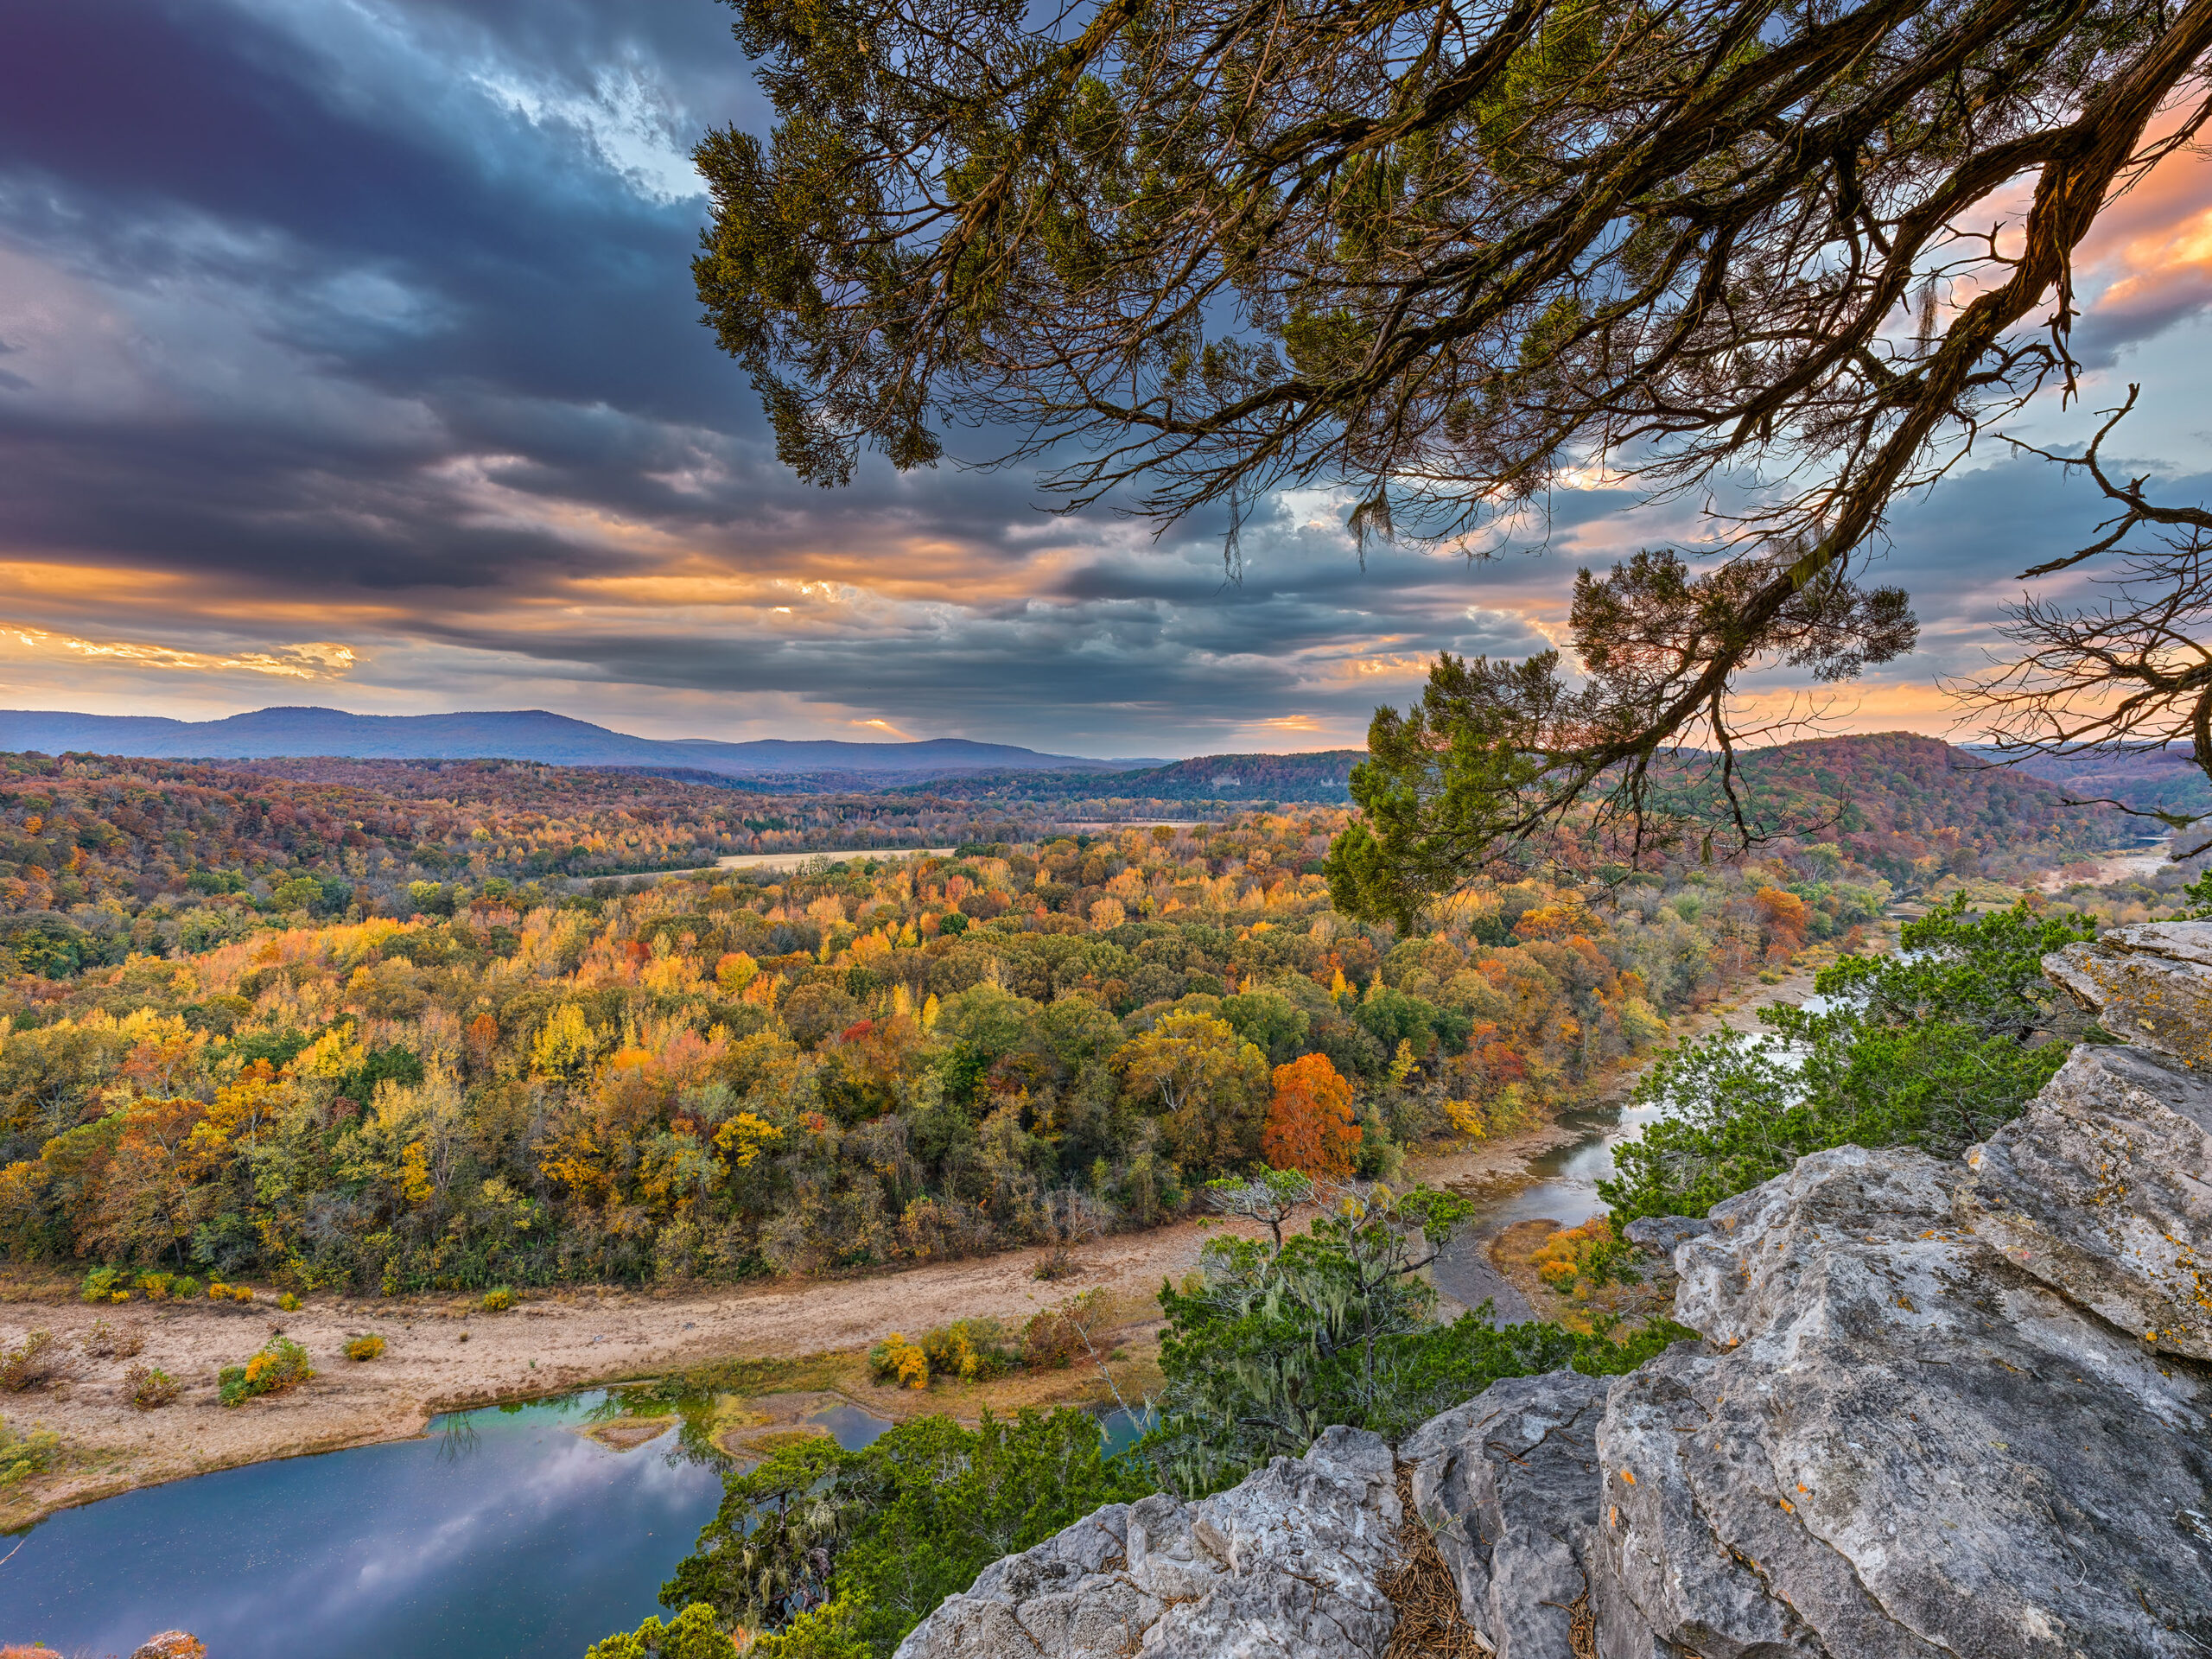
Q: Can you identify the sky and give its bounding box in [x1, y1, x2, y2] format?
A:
[3, 0, 2212, 759]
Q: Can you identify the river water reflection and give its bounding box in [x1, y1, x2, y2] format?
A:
[1, 1390, 842, 1659]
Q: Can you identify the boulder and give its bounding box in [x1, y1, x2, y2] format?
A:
[1961, 1039, 2212, 1360]
[1601, 1144, 2212, 1658]
[1399, 1369, 1608, 1659]
[2043, 920, 2212, 1069]
[895, 1426, 1401, 1659]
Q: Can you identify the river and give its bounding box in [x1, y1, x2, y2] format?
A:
[0, 1391, 890, 1658]
[1, 978, 1811, 1656]
[1430, 972, 1826, 1320]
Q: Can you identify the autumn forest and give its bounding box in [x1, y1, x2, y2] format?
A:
[0, 733, 2158, 1294]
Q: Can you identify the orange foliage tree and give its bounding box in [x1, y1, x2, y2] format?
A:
[1754, 886, 1812, 959]
[1261, 1053, 1359, 1178]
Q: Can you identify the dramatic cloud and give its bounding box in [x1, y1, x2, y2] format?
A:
[2, 0, 2210, 753]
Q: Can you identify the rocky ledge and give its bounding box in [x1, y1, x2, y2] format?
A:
[899, 922, 2212, 1659]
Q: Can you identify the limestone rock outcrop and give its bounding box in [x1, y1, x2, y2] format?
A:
[1398, 1369, 1608, 1659]
[2042, 919, 2212, 1068]
[896, 925, 2212, 1659]
[1605, 1145, 2212, 1657]
[1949, 922, 2212, 1359]
[896, 1426, 1401, 1659]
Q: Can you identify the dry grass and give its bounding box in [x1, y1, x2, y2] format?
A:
[1489, 1220, 1671, 1335]
[1382, 1463, 1491, 1659]
[0, 1329, 79, 1392]
[1566, 1590, 1597, 1659]
[84, 1318, 145, 1359]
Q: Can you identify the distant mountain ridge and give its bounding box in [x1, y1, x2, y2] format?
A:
[0, 706, 1170, 779]
[1968, 743, 2211, 820]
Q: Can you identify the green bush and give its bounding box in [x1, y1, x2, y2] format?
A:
[920, 1319, 1014, 1382]
[171, 1275, 200, 1300]
[79, 1266, 124, 1304]
[584, 1602, 742, 1659]
[278, 1292, 301, 1313]
[1137, 1184, 1681, 1495]
[0, 1415, 60, 1486]
[219, 1336, 315, 1407]
[1602, 899, 2099, 1224]
[480, 1286, 516, 1313]
[747, 1595, 870, 1659]
[652, 1409, 1140, 1656]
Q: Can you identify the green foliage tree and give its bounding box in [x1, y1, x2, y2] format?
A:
[1602, 898, 2101, 1222]
[1141, 1181, 1680, 1493]
[1111, 1010, 1270, 1175]
[694, 0, 2212, 910]
[644, 1409, 1143, 1657]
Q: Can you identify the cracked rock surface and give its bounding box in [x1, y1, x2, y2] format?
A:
[1399, 1369, 1608, 1659]
[1962, 1039, 2212, 1359]
[893, 1426, 1402, 1659]
[1605, 1144, 2212, 1657]
[2043, 921, 2212, 1070]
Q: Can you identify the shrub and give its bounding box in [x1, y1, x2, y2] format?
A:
[584, 1601, 744, 1659]
[1137, 1183, 1691, 1495]
[480, 1286, 516, 1313]
[83, 1318, 144, 1359]
[656, 1410, 1136, 1653]
[1603, 899, 2098, 1223]
[747, 1593, 871, 1659]
[171, 1276, 200, 1300]
[137, 1271, 174, 1300]
[921, 1319, 1012, 1382]
[1528, 1217, 1639, 1299]
[0, 1415, 60, 1487]
[219, 1336, 314, 1406]
[1021, 1290, 1111, 1371]
[867, 1333, 930, 1389]
[278, 1293, 301, 1313]
[79, 1267, 124, 1304]
[345, 1334, 385, 1362]
[0, 1330, 76, 1392]
[125, 1363, 181, 1409]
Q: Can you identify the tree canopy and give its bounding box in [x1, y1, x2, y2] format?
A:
[695, 0, 2212, 917]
